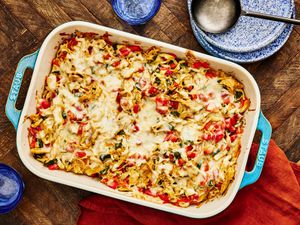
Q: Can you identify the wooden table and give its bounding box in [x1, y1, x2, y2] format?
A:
[0, 0, 299, 224]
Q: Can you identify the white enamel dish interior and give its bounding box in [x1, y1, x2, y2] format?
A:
[16, 21, 260, 218]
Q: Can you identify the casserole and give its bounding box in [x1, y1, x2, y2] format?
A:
[6, 21, 271, 218]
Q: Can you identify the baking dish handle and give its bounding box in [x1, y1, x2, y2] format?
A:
[5, 50, 39, 130]
[239, 112, 272, 189]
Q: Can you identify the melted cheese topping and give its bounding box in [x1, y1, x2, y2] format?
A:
[27, 32, 250, 208]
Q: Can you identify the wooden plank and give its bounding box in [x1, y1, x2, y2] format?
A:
[0, 126, 16, 158]
[266, 78, 300, 131]
[25, 0, 72, 26]
[80, 0, 136, 33]
[0, 0, 52, 39]
[273, 107, 300, 152]
[134, 24, 173, 43]
[257, 49, 300, 112]
[149, 3, 187, 42]
[52, 0, 100, 24]
[294, 0, 300, 34]
[17, 197, 53, 225]
[250, 30, 300, 99]
[0, 4, 27, 42]
[0, 29, 11, 51]
[285, 137, 300, 163]
[175, 31, 203, 52]
[163, 0, 191, 28]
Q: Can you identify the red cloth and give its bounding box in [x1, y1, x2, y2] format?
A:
[77, 140, 300, 225]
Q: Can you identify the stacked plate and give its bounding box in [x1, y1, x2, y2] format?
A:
[187, 0, 295, 63]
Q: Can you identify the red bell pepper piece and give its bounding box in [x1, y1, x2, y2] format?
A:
[185, 145, 193, 151]
[67, 37, 78, 50]
[169, 100, 179, 109]
[165, 69, 173, 76]
[164, 131, 179, 142]
[168, 53, 177, 58]
[133, 125, 140, 132]
[76, 151, 86, 158]
[187, 151, 196, 159]
[107, 180, 118, 189]
[155, 97, 168, 114]
[178, 158, 185, 167]
[103, 32, 112, 45]
[133, 104, 140, 113]
[112, 61, 121, 67]
[170, 63, 176, 69]
[192, 60, 202, 69]
[48, 164, 58, 170]
[52, 58, 60, 66]
[116, 92, 122, 104]
[158, 193, 170, 203]
[205, 70, 217, 78]
[30, 138, 36, 148]
[40, 99, 51, 109]
[148, 86, 158, 96]
[103, 53, 111, 60]
[128, 45, 142, 52]
[119, 47, 130, 56]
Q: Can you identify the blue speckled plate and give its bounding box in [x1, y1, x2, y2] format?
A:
[190, 18, 293, 63]
[188, 0, 293, 53]
[112, 0, 161, 25]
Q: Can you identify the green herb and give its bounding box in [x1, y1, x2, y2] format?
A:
[197, 161, 202, 169]
[168, 124, 175, 131]
[174, 152, 181, 159]
[100, 154, 111, 161]
[135, 83, 141, 91]
[166, 79, 172, 85]
[222, 85, 228, 91]
[33, 153, 45, 159]
[62, 112, 67, 119]
[213, 149, 221, 156]
[100, 167, 109, 175]
[117, 130, 125, 135]
[115, 141, 122, 149]
[179, 142, 183, 148]
[37, 139, 43, 148]
[90, 66, 95, 74]
[113, 44, 118, 50]
[170, 111, 180, 117]
[158, 180, 163, 185]
[185, 140, 194, 145]
[167, 90, 174, 95]
[208, 180, 214, 187]
[154, 77, 161, 85]
[180, 62, 187, 69]
[44, 159, 57, 166]
[235, 90, 243, 100]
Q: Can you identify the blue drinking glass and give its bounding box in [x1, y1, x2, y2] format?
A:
[0, 163, 25, 214]
[111, 0, 161, 25]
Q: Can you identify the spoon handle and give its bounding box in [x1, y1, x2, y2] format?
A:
[243, 11, 300, 25]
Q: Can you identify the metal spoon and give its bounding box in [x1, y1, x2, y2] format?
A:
[191, 0, 300, 34]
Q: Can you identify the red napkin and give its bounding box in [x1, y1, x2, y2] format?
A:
[77, 140, 300, 225]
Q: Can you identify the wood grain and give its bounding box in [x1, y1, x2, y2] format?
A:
[0, 0, 299, 224]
